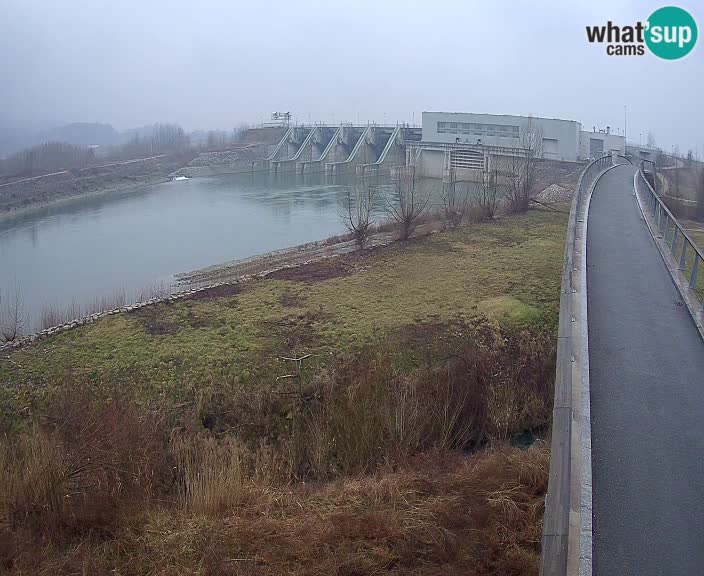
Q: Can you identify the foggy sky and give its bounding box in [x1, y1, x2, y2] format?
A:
[2, 0, 703, 153]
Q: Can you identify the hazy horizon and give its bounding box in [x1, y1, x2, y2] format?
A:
[2, 0, 703, 154]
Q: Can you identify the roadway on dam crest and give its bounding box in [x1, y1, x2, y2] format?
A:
[587, 163, 704, 575]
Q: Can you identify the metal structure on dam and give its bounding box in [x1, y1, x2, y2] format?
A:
[259, 124, 422, 176]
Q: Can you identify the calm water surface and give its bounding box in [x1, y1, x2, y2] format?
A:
[0, 173, 451, 331]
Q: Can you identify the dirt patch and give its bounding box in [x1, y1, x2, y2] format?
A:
[266, 259, 353, 283]
[185, 309, 224, 330]
[135, 307, 180, 336]
[397, 319, 469, 360]
[398, 320, 455, 346]
[280, 291, 305, 307]
[184, 283, 242, 301]
[262, 310, 327, 354]
[397, 317, 506, 362]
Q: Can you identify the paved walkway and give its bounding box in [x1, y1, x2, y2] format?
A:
[587, 164, 704, 575]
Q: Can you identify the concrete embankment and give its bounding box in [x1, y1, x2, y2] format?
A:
[171, 144, 271, 177]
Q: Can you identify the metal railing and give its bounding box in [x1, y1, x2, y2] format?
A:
[575, 154, 613, 209]
[636, 161, 704, 306]
[540, 153, 613, 576]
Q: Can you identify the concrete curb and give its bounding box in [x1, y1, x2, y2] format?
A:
[576, 162, 623, 576]
[632, 171, 704, 342]
[541, 157, 621, 576]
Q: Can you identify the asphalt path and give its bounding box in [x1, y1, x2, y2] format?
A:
[588, 164, 704, 575]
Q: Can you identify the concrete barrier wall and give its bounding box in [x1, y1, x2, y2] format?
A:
[540, 155, 616, 576]
[416, 148, 446, 179]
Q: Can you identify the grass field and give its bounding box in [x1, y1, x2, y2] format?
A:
[0, 207, 568, 575]
[682, 219, 704, 251]
[0, 208, 566, 424]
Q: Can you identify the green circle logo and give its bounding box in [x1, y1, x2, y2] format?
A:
[645, 6, 698, 59]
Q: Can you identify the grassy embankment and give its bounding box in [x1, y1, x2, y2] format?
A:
[682, 219, 704, 250]
[0, 207, 567, 575]
[678, 219, 704, 301]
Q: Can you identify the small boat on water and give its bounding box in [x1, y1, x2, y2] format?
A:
[172, 175, 189, 181]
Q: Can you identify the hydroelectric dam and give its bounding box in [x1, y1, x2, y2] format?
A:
[258, 124, 422, 176]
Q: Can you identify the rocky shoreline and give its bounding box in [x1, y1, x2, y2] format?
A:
[0, 226, 404, 355]
[172, 145, 270, 178]
[0, 255, 340, 354]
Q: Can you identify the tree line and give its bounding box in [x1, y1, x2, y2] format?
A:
[0, 123, 198, 180]
[342, 118, 545, 248]
[0, 141, 95, 179]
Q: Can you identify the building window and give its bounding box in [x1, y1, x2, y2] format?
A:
[590, 138, 604, 155]
[436, 120, 520, 139]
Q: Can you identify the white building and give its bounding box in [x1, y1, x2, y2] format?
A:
[418, 112, 625, 172]
[422, 112, 583, 161]
[625, 143, 658, 163]
[579, 127, 625, 159]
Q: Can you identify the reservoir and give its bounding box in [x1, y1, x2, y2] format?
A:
[0, 172, 456, 331]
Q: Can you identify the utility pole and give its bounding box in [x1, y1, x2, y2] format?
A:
[624, 105, 627, 145]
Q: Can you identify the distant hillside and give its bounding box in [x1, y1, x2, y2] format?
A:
[37, 122, 121, 147]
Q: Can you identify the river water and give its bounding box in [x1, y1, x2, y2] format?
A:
[1, 172, 460, 332]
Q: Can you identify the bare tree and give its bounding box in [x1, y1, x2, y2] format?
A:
[441, 168, 469, 228]
[0, 142, 95, 179]
[672, 166, 681, 198]
[475, 157, 501, 220]
[503, 117, 543, 213]
[0, 287, 25, 343]
[342, 182, 377, 248]
[387, 166, 429, 240]
[696, 168, 704, 222]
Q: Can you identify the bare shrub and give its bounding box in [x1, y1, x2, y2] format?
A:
[441, 168, 469, 228]
[292, 319, 554, 478]
[476, 157, 501, 220]
[503, 116, 543, 213]
[341, 182, 377, 248]
[0, 319, 556, 574]
[171, 435, 272, 514]
[4, 443, 549, 575]
[0, 287, 24, 342]
[696, 168, 704, 222]
[0, 398, 167, 536]
[386, 166, 429, 240]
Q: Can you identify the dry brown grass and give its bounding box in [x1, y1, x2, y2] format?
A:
[0, 320, 554, 575]
[0, 400, 166, 539]
[3, 444, 548, 576]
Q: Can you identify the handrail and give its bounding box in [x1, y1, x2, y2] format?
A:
[314, 126, 341, 161]
[342, 125, 372, 162]
[275, 127, 316, 163]
[640, 158, 658, 192]
[371, 126, 401, 166]
[265, 126, 294, 161]
[636, 162, 704, 304]
[326, 126, 372, 172]
[540, 153, 613, 576]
